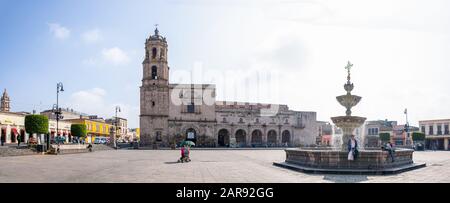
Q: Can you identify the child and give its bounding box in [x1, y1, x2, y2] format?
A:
[179, 145, 186, 163]
[183, 146, 191, 162]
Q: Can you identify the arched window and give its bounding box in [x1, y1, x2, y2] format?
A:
[160, 48, 164, 58]
[151, 66, 158, 79]
[156, 131, 162, 141]
[152, 48, 157, 59]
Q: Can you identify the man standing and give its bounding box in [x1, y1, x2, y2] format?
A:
[347, 135, 359, 161]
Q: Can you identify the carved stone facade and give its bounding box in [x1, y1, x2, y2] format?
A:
[140, 29, 318, 147]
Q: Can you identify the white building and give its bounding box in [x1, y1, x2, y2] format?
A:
[419, 119, 450, 150]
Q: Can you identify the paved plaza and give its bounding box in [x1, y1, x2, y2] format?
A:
[0, 150, 449, 183]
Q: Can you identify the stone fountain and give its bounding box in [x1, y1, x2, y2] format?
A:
[274, 62, 426, 175]
[331, 61, 366, 151]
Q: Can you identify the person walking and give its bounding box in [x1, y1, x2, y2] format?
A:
[17, 134, 21, 147]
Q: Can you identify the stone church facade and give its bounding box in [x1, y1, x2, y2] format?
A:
[140, 28, 317, 148]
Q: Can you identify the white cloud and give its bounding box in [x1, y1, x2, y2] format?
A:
[82, 29, 102, 43]
[102, 47, 130, 65]
[48, 23, 71, 40]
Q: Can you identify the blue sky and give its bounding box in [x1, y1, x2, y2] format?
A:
[1, 0, 450, 128]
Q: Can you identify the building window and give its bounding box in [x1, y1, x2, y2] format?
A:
[445, 124, 449, 135]
[437, 125, 442, 135]
[429, 126, 434, 135]
[239, 118, 244, 123]
[222, 117, 227, 123]
[156, 131, 162, 141]
[152, 48, 157, 59]
[255, 118, 260, 124]
[369, 128, 379, 135]
[187, 103, 195, 113]
[421, 126, 426, 134]
[151, 66, 158, 79]
[152, 101, 155, 107]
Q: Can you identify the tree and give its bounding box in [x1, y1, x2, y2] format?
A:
[412, 132, 425, 142]
[25, 115, 49, 135]
[71, 124, 87, 138]
[379, 133, 391, 143]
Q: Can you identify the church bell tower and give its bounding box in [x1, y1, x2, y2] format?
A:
[1, 89, 11, 112]
[140, 27, 170, 146]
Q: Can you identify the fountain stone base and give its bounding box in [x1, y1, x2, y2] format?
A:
[274, 148, 426, 175]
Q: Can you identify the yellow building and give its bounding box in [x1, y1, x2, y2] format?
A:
[66, 118, 112, 144]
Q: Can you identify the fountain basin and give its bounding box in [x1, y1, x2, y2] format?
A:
[274, 148, 426, 175]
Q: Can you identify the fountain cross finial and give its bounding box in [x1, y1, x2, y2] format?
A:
[345, 61, 353, 83]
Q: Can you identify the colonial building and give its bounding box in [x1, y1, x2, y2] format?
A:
[364, 120, 397, 147]
[105, 117, 128, 142]
[40, 107, 89, 120]
[419, 119, 450, 150]
[0, 111, 28, 144]
[65, 118, 112, 144]
[140, 28, 318, 148]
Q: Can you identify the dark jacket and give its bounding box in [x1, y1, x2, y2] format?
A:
[347, 138, 358, 152]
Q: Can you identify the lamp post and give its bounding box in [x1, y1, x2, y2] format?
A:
[52, 82, 64, 151]
[404, 108, 410, 146]
[115, 106, 121, 148]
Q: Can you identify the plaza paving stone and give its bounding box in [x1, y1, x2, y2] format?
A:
[0, 150, 448, 183]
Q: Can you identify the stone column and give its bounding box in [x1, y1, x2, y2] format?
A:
[278, 126, 282, 146]
[6, 125, 11, 143]
[445, 138, 449, 151]
[246, 127, 251, 147]
[263, 126, 267, 146]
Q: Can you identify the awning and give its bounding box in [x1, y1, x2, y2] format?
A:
[11, 128, 18, 135]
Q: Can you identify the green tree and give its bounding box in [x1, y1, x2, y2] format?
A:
[71, 124, 87, 138]
[412, 132, 425, 141]
[379, 133, 391, 143]
[25, 115, 49, 135]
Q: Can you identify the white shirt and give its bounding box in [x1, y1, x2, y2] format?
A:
[351, 139, 356, 149]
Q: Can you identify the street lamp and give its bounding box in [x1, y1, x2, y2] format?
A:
[404, 108, 410, 145]
[114, 106, 121, 148]
[51, 82, 64, 151]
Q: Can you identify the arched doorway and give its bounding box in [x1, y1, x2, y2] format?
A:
[218, 129, 230, 147]
[235, 129, 246, 147]
[268, 130, 277, 146]
[20, 129, 25, 143]
[186, 128, 197, 143]
[10, 128, 17, 143]
[282, 130, 291, 146]
[251, 130, 263, 146]
[1, 128, 6, 143]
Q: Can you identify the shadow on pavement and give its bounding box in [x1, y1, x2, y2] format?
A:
[164, 161, 180, 164]
[323, 175, 369, 183]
